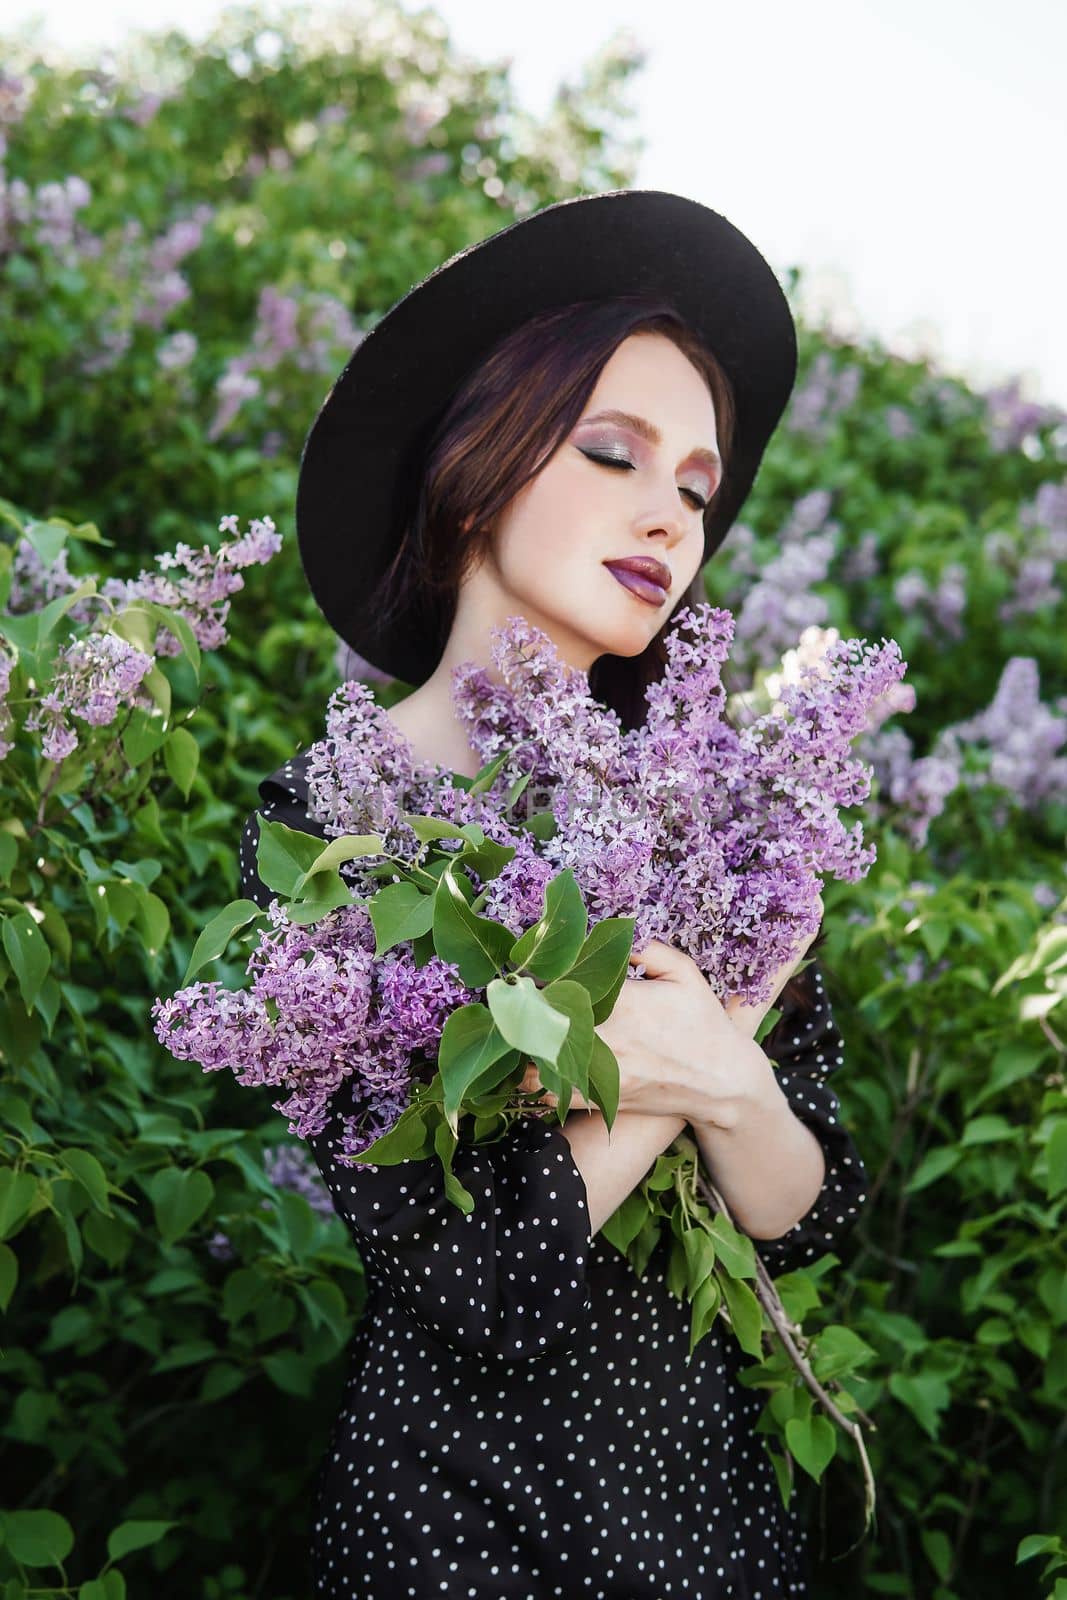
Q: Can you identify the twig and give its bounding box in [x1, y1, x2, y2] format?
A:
[694, 1167, 878, 1532]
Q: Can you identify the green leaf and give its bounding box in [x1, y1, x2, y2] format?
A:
[507, 868, 588, 982]
[485, 973, 570, 1062]
[903, 1145, 961, 1194]
[705, 1211, 757, 1279]
[560, 915, 635, 1014]
[36, 577, 97, 644]
[60, 1148, 112, 1214]
[718, 1270, 764, 1358]
[255, 815, 330, 897]
[147, 1167, 214, 1246]
[162, 726, 199, 798]
[352, 1102, 432, 1166]
[810, 1324, 877, 1381]
[0, 1508, 75, 1567]
[1016, 1533, 1064, 1564]
[687, 1272, 722, 1359]
[105, 1520, 179, 1564]
[438, 1005, 514, 1134]
[683, 1225, 716, 1297]
[600, 1189, 648, 1254]
[586, 1033, 621, 1127]
[784, 1413, 836, 1482]
[432, 866, 515, 986]
[536, 978, 595, 1110]
[181, 899, 263, 985]
[368, 879, 435, 956]
[121, 706, 168, 766]
[140, 663, 171, 720]
[0, 1168, 38, 1241]
[291, 832, 387, 896]
[960, 1114, 1016, 1145]
[2, 910, 51, 1011]
[263, 1349, 313, 1397]
[0, 1241, 17, 1310]
[887, 1371, 951, 1439]
[1045, 1121, 1067, 1199]
[433, 1117, 475, 1213]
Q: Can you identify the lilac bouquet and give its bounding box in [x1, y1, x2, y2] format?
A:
[154, 600, 904, 1208]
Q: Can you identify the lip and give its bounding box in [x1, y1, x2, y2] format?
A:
[603, 556, 671, 606]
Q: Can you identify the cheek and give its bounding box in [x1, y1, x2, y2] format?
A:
[493, 472, 585, 583]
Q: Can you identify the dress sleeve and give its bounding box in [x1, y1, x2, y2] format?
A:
[747, 957, 869, 1276]
[237, 749, 595, 1364]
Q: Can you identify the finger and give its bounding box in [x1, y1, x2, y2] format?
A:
[628, 938, 681, 979]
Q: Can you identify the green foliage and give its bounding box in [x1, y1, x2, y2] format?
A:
[0, 7, 645, 1595]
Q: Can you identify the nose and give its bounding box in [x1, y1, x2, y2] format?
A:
[636, 472, 690, 546]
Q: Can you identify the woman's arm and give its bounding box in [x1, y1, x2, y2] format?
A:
[556, 1108, 687, 1237]
[687, 1072, 828, 1239]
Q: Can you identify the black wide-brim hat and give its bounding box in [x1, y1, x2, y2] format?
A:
[296, 187, 798, 685]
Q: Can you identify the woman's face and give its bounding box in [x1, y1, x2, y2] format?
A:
[463, 331, 721, 675]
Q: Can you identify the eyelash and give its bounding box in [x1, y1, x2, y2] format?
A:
[581, 449, 709, 512]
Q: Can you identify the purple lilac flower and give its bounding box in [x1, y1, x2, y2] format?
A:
[205, 1230, 235, 1262]
[860, 655, 1067, 845]
[885, 406, 917, 440]
[23, 631, 155, 762]
[718, 492, 843, 679]
[5, 539, 95, 622]
[157, 330, 198, 372]
[983, 377, 1067, 453]
[152, 898, 473, 1162]
[263, 1142, 334, 1215]
[840, 531, 881, 584]
[785, 351, 863, 442]
[994, 480, 1067, 621]
[892, 564, 968, 640]
[0, 641, 17, 761]
[334, 636, 393, 686]
[943, 657, 1067, 810]
[100, 513, 282, 655]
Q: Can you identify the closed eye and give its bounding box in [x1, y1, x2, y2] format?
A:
[580, 448, 708, 512]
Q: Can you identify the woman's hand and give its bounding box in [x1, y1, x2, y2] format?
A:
[519, 898, 823, 1129]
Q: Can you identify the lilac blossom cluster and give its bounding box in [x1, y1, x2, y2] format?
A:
[0, 641, 17, 761]
[6, 514, 282, 764]
[892, 563, 968, 640]
[99, 513, 282, 654]
[784, 351, 863, 443]
[311, 605, 906, 1005]
[152, 898, 473, 1160]
[208, 285, 362, 441]
[6, 539, 96, 623]
[719, 490, 843, 676]
[23, 631, 155, 762]
[262, 1141, 335, 1215]
[982, 377, 1067, 455]
[0, 115, 213, 367]
[859, 655, 1067, 846]
[987, 480, 1067, 622]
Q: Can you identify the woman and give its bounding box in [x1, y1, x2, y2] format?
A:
[239, 191, 868, 1599]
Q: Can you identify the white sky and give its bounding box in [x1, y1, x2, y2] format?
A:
[7, 0, 1067, 408]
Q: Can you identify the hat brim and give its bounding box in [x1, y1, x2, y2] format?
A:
[295, 188, 797, 685]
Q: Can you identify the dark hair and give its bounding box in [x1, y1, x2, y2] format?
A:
[375, 295, 817, 1019]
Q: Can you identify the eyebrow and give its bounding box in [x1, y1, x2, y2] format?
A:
[579, 408, 722, 473]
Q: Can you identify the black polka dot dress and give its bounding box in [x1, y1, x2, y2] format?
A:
[238, 750, 870, 1600]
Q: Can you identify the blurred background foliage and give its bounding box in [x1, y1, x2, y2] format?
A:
[1, 3, 1065, 1596]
